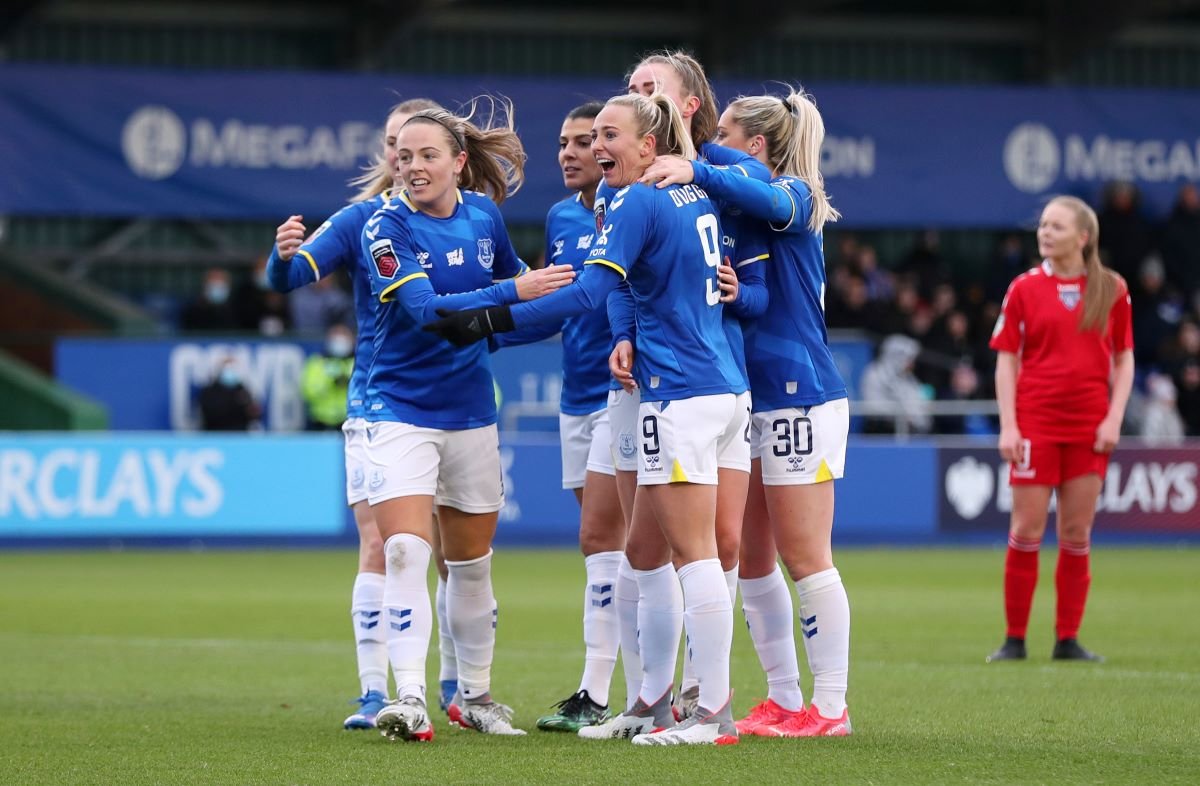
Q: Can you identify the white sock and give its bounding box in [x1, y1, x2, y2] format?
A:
[740, 566, 803, 711]
[634, 563, 683, 703]
[350, 571, 388, 696]
[615, 556, 643, 711]
[435, 576, 457, 684]
[679, 565, 738, 696]
[579, 551, 622, 703]
[382, 534, 432, 702]
[795, 567, 850, 718]
[446, 550, 497, 701]
[677, 558, 733, 714]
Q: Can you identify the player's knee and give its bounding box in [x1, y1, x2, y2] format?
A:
[715, 529, 741, 570]
[384, 532, 431, 572]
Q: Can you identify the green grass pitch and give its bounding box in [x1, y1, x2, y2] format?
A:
[1, 547, 1197, 785]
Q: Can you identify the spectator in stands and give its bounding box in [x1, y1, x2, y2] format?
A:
[898, 229, 947, 299]
[1131, 254, 1184, 369]
[987, 233, 1031, 303]
[853, 244, 893, 303]
[233, 257, 290, 335]
[872, 277, 921, 338]
[1174, 360, 1200, 436]
[301, 324, 354, 431]
[824, 271, 871, 330]
[180, 268, 238, 332]
[935, 362, 996, 436]
[1140, 372, 1185, 444]
[1098, 181, 1154, 284]
[1162, 183, 1200, 298]
[1159, 320, 1200, 379]
[924, 309, 979, 391]
[860, 334, 931, 434]
[289, 271, 354, 335]
[197, 357, 260, 431]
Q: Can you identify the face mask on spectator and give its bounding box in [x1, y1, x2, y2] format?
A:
[205, 281, 230, 304]
[219, 366, 240, 387]
[327, 336, 354, 358]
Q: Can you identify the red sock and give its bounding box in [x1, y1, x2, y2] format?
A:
[1004, 535, 1041, 639]
[1055, 541, 1091, 640]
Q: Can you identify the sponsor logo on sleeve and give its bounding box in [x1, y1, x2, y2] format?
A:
[369, 239, 399, 279]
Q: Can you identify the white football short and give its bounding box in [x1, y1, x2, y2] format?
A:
[559, 409, 616, 490]
[637, 393, 738, 486]
[718, 390, 753, 473]
[363, 421, 504, 513]
[750, 398, 849, 486]
[607, 387, 641, 472]
[342, 417, 369, 506]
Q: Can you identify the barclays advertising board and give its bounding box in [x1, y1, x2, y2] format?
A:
[0, 433, 345, 541]
[939, 444, 1200, 536]
[3, 65, 1199, 226]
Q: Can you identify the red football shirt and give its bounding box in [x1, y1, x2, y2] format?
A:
[989, 261, 1133, 442]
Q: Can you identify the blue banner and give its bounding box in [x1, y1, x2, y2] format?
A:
[56, 337, 320, 431]
[55, 335, 874, 433]
[3, 432, 1196, 547]
[0, 433, 345, 539]
[4, 65, 1198, 226]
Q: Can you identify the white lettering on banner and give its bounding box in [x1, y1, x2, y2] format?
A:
[1064, 136, 1200, 183]
[1098, 462, 1197, 514]
[822, 136, 875, 178]
[189, 119, 377, 170]
[0, 449, 223, 520]
[994, 460, 1197, 516]
[1003, 122, 1200, 193]
[169, 343, 306, 431]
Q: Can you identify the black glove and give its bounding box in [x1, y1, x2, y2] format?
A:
[423, 305, 515, 347]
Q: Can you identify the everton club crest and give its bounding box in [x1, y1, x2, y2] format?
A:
[477, 238, 495, 271]
[594, 197, 607, 234]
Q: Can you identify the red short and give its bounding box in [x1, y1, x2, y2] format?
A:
[1008, 437, 1108, 487]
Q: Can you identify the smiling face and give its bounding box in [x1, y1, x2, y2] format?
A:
[559, 116, 602, 194]
[384, 111, 411, 189]
[591, 104, 653, 188]
[1037, 201, 1087, 264]
[396, 120, 467, 217]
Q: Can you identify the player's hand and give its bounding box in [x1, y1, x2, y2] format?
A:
[1094, 416, 1121, 454]
[423, 305, 515, 347]
[640, 155, 694, 188]
[997, 425, 1023, 463]
[608, 339, 637, 392]
[275, 215, 305, 261]
[514, 264, 576, 301]
[718, 259, 738, 303]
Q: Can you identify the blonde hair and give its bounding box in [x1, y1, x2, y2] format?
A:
[349, 98, 443, 202]
[627, 50, 718, 150]
[403, 97, 526, 205]
[723, 88, 840, 233]
[605, 93, 695, 161]
[1046, 195, 1118, 333]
